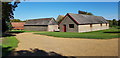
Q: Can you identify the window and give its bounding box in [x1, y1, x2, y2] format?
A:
[100, 23, 102, 26]
[90, 24, 92, 27]
[69, 24, 74, 28]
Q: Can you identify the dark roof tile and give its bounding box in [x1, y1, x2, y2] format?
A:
[68, 13, 108, 24]
[24, 18, 57, 25]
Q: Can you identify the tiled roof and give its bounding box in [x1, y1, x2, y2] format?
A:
[24, 18, 58, 25]
[67, 13, 108, 24]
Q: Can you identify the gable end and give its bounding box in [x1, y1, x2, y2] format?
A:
[59, 13, 79, 25]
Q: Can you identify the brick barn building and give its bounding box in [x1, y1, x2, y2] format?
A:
[11, 22, 25, 30]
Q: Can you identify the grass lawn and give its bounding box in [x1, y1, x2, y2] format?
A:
[2, 36, 19, 56]
[35, 27, 119, 39]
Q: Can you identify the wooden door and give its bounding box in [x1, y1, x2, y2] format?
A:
[63, 25, 66, 32]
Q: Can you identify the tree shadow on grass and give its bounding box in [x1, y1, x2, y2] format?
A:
[8, 31, 24, 34]
[104, 31, 120, 33]
[2, 33, 16, 37]
[2, 30, 25, 37]
[2, 47, 13, 57]
[2, 48, 76, 58]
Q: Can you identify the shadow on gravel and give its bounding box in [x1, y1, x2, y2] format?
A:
[2, 48, 76, 58]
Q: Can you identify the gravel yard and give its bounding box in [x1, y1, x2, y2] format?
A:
[14, 32, 118, 56]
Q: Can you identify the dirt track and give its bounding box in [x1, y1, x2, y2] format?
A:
[15, 32, 118, 56]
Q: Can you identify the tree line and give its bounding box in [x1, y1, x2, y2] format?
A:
[107, 19, 120, 27]
[10, 19, 27, 22]
[78, 10, 94, 15]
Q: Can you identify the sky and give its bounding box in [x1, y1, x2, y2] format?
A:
[8, 0, 119, 2]
[14, 2, 118, 21]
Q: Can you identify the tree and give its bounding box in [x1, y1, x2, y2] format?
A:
[78, 10, 94, 15]
[118, 19, 120, 26]
[86, 12, 93, 15]
[78, 10, 87, 14]
[107, 20, 112, 27]
[11, 19, 21, 22]
[11, 19, 27, 22]
[56, 15, 64, 23]
[112, 19, 117, 26]
[22, 20, 28, 22]
[2, 0, 20, 33]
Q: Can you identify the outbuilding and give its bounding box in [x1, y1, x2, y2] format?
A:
[11, 22, 25, 30]
[24, 18, 59, 31]
[59, 13, 109, 32]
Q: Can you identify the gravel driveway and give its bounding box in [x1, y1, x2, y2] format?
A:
[14, 32, 118, 56]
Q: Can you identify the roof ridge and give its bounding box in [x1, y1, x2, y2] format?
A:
[68, 13, 103, 17]
[28, 18, 53, 21]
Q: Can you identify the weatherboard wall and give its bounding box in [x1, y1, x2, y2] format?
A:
[24, 25, 48, 31]
[59, 16, 78, 32]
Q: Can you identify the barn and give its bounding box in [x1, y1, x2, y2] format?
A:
[11, 22, 25, 30]
[24, 18, 59, 31]
[59, 13, 109, 33]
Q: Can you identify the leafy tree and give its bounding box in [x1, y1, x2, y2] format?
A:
[107, 20, 112, 27]
[2, 0, 20, 33]
[11, 19, 28, 22]
[78, 10, 94, 15]
[56, 15, 64, 23]
[58, 19, 63, 23]
[112, 19, 117, 26]
[11, 19, 21, 22]
[118, 19, 120, 26]
[86, 12, 93, 15]
[22, 19, 28, 22]
[78, 10, 87, 14]
[107, 19, 119, 27]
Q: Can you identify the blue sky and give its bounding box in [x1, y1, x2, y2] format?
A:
[19, 0, 119, 2]
[14, 2, 118, 20]
[3, 0, 120, 2]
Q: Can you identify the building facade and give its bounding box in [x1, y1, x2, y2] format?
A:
[59, 13, 109, 32]
[24, 18, 59, 31]
[11, 22, 25, 30]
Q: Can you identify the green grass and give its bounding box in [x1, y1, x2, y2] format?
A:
[35, 28, 119, 39]
[2, 36, 19, 56]
[2, 36, 18, 48]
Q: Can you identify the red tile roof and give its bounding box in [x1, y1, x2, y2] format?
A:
[11, 22, 25, 30]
